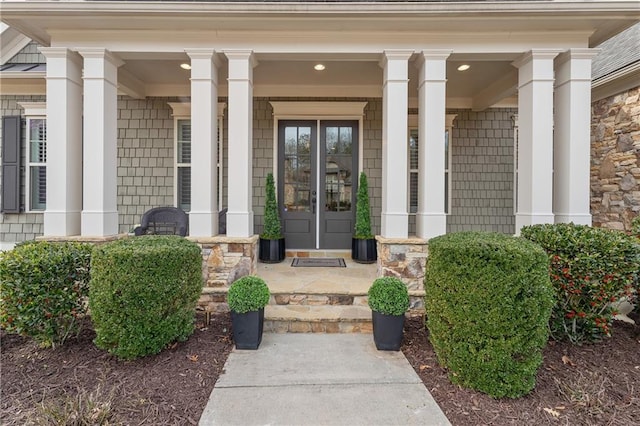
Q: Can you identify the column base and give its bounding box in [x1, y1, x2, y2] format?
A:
[415, 212, 447, 239]
[381, 212, 408, 239]
[189, 211, 219, 237]
[81, 210, 119, 237]
[226, 211, 254, 238]
[554, 213, 591, 226]
[515, 213, 554, 235]
[44, 210, 81, 236]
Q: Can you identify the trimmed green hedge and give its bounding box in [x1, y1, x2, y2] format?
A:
[521, 223, 639, 343]
[425, 232, 553, 398]
[227, 276, 270, 314]
[89, 236, 203, 359]
[368, 277, 409, 316]
[0, 241, 93, 348]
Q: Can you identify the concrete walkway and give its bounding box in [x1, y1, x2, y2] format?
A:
[199, 333, 451, 426]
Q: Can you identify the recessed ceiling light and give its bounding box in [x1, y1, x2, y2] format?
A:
[180, 63, 191, 70]
[314, 64, 326, 71]
[457, 64, 471, 71]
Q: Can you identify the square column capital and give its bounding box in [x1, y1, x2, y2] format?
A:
[224, 50, 258, 67]
[78, 48, 124, 68]
[187, 50, 220, 83]
[513, 49, 561, 85]
[416, 50, 451, 84]
[555, 48, 601, 85]
[39, 47, 83, 83]
[186, 49, 223, 67]
[379, 50, 413, 75]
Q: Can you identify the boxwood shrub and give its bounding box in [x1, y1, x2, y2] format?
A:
[0, 241, 93, 348]
[227, 276, 270, 314]
[521, 223, 639, 343]
[425, 232, 553, 399]
[368, 277, 409, 316]
[89, 236, 203, 359]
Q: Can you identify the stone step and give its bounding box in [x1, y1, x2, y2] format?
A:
[264, 305, 373, 333]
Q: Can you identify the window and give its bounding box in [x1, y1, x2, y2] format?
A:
[170, 102, 226, 212]
[27, 117, 47, 211]
[408, 114, 454, 214]
[176, 119, 191, 211]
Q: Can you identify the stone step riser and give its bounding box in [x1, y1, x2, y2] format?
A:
[264, 319, 373, 333]
[270, 294, 368, 306]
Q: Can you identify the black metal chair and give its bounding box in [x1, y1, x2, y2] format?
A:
[134, 207, 189, 237]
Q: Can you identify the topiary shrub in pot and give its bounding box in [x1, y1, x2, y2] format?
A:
[368, 277, 409, 351]
[352, 172, 377, 263]
[228, 275, 270, 350]
[425, 231, 554, 398]
[259, 173, 285, 263]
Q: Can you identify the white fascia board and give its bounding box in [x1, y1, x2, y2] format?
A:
[49, 30, 593, 55]
[591, 63, 640, 101]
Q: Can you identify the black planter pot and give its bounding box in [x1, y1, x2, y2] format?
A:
[259, 237, 285, 263]
[352, 238, 377, 264]
[231, 308, 265, 350]
[372, 311, 405, 351]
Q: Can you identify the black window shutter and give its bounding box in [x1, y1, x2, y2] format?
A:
[1, 115, 22, 213]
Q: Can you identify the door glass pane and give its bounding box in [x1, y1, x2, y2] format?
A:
[325, 127, 353, 212]
[283, 126, 311, 212]
[339, 127, 352, 154]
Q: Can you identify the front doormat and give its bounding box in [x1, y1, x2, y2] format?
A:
[291, 258, 346, 268]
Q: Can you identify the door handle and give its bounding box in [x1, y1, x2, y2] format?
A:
[312, 197, 317, 214]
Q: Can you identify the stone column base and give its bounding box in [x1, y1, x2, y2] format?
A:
[189, 235, 259, 312]
[376, 236, 428, 315]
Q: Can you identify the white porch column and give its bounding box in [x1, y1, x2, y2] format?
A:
[40, 48, 83, 236]
[512, 50, 559, 234]
[78, 49, 123, 236]
[416, 50, 451, 239]
[186, 49, 219, 236]
[225, 50, 257, 237]
[380, 50, 412, 238]
[553, 49, 599, 225]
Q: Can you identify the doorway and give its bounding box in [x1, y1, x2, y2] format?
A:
[278, 120, 358, 249]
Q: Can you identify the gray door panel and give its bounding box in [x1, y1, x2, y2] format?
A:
[278, 120, 357, 250]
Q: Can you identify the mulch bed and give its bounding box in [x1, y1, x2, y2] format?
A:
[402, 313, 640, 426]
[2, 312, 638, 425]
[0, 314, 233, 426]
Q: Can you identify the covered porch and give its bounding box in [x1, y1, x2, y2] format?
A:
[2, 1, 634, 322]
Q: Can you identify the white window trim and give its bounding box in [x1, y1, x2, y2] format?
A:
[168, 102, 226, 210]
[18, 102, 47, 213]
[407, 114, 455, 215]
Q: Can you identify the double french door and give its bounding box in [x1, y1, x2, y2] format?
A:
[278, 120, 358, 249]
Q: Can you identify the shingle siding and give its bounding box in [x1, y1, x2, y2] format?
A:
[447, 108, 516, 234]
[7, 42, 46, 65]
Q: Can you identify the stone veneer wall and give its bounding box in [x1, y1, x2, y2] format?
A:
[447, 108, 516, 234]
[0, 95, 47, 245]
[376, 236, 427, 315]
[590, 86, 640, 231]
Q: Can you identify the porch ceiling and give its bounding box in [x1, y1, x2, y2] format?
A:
[120, 54, 517, 106]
